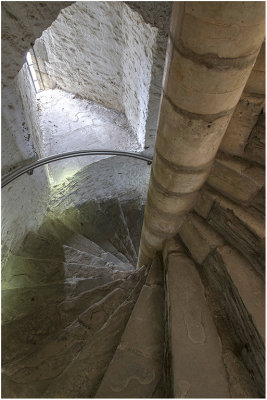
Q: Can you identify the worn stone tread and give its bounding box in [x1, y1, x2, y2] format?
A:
[42, 272, 147, 398]
[120, 196, 145, 254]
[38, 214, 126, 266]
[99, 198, 138, 265]
[207, 157, 264, 205]
[179, 212, 224, 264]
[202, 249, 265, 397]
[63, 245, 134, 271]
[207, 195, 265, 277]
[166, 251, 230, 398]
[216, 245, 265, 342]
[96, 257, 164, 398]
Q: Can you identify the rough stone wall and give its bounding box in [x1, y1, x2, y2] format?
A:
[126, 2, 172, 155]
[17, 64, 44, 158]
[2, 85, 36, 174]
[34, 2, 157, 147]
[1, 1, 73, 85]
[1, 1, 72, 257]
[2, 81, 50, 259]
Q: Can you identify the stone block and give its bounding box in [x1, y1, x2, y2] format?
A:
[96, 260, 164, 398]
[251, 187, 265, 215]
[164, 47, 253, 114]
[175, 3, 265, 58]
[148, 178, 198, 215]
[2, 255, 64, 290]
[207, 157, 264, 205]
[144, 203, 185, 236]
[245, 70, 265, 96]
[166, 252, 230, 398]
[152, 151, 210, 194]
[220, 95, 264, 156]
[217, 245, 265, 341]
[193, 187, 216, 219]
[146, 255, 164, 287]
[245, 112, 265, 165]
[179, 213, 224, 264]
[202, 249, 265, 396]
[156, 95, 232, 168]
[207, 195, 265, 277]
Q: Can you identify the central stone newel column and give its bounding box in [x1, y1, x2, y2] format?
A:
[138, 1, 265, 267]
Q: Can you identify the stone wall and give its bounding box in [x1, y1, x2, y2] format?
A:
[126, 2, 172, 155]
[17, 64, 45, 158]
[1, 1, 71, 257]
[177, 42, 265, 398]
[34, 2, 158, 147]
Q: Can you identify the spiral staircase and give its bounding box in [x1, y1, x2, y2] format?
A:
[2, 156, 166, 398]
[1, 149, 265, 398]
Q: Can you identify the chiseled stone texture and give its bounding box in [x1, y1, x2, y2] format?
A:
[96, 256, 165, 398]
[126, 2, 172, 155]
[179, 213, 224, 264]
[1, 1, 73, 85]
[218, 245, 265, 342]
[17, 64, 45, 157]
[2, 1, 72, 258]
[179, 214, 265, 342]
[166, 251, 230, 398]
[2, 82, 49, 261]
[34, 2, 157, 147]
[245, 112, 265, 166]
[207, 156, 265, 205]
[202, 249, 265, 397]
[219, 95, 264, 157]
[194, 187, 265, 278]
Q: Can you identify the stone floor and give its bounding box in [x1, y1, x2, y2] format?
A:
[37, 88, 142, 185]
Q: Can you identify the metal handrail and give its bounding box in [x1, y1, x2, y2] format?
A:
[1, 150, 153, 188]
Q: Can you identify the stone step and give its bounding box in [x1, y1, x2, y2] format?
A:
[207, 156, 264, 205]
[41, 268, 147, 398]
[194, 187, 265, 277]
[77, 199, 135, 265]
[38, 213, 126, 266]
[2, 286, 128, 398]
[201, 247, 265, 397]
[16, 231, 64, 259]
[61, 203, 132, 265]
[120, 196, 145, 254]
[14, 230, 133, 272]
[250, 186, 265, 215]
[179, 212, 224, 264]
[99, 198, 138, 265]
[244, 112, 265, 166]
[219, 94, 264, 158]
[179, 214, 265, 395]
[2, 251, 131, 291]
[165, 244, 230, 398]
[2, 274, 131, 326]
[96, 256, 165, 398]
[63, 245, 134, 271]
[180, 215, 265, 340]
[2, 255, 65, 290]
[216, 245, 265, 343]
[2, 268, 146, 365]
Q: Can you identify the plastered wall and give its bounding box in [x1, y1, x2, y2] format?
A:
[1, 1, 71, 257]
[34, 2, 158, 147]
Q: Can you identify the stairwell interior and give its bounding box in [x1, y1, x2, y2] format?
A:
[1, 2, 265, 398]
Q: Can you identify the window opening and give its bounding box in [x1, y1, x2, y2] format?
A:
[26, 44, 45, 93]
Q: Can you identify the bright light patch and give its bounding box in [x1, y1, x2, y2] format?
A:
[26, 51, 41, 92]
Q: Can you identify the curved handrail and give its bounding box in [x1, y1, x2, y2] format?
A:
[1, 150, 153, 188]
